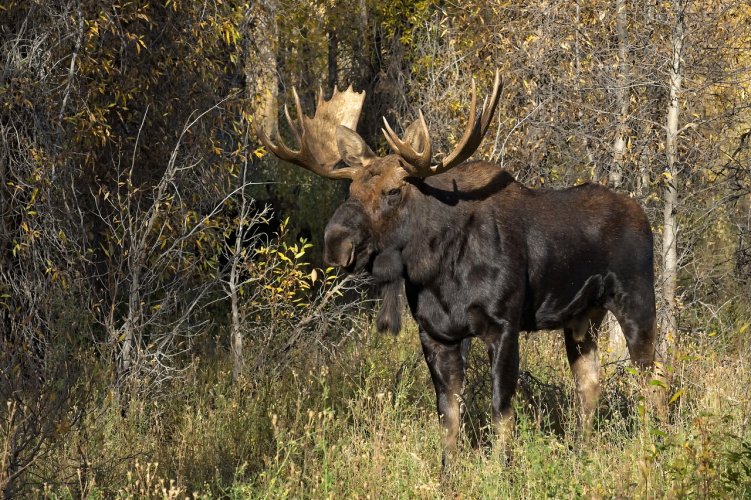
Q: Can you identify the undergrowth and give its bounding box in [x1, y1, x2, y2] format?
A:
[33, 315, 751, 498]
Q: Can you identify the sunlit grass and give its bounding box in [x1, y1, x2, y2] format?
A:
[39, 316, 751, 498]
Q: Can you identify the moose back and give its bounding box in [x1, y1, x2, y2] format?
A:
[255, 71, 658, 467]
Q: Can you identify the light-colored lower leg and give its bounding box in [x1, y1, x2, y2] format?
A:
[570, 347, 600, 434]
[439, 392, 462, 466]
[565, 311, 603, 435]
[492, 405, 515, 458]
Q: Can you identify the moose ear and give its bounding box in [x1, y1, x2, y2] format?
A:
[336, 125, 376, 168]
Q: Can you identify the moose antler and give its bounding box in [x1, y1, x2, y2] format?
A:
[382, 70, 502, 178]
[254, 86, 365, 180]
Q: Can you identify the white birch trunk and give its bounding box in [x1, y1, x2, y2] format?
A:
[610, 0, 629, 190]
[229, 164, 250, 384]
[660, 0, 686, 363]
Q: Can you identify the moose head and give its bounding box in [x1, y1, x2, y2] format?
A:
[254, 72, 501, 276]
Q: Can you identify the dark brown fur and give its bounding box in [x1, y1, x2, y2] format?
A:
[324, 157, 657, 468]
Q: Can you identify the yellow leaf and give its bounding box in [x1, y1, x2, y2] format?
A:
[668, 388, 684, 405]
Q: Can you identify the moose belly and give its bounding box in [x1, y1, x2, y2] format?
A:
[524, 273, 610, 331]
[405, 268, 611, 340]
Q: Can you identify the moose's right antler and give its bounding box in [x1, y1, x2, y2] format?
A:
[382, 69, 502, 178]
[254, 86, 366, 180]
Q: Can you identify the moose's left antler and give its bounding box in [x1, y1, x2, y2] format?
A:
[382, 69, 502, 178]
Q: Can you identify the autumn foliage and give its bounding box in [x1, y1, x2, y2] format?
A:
[1, 0, 751, 496]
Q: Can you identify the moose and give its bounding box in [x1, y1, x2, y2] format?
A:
[255, 71, 660, 466]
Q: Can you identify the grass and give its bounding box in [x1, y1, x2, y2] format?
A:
[34, 315, 751, 498]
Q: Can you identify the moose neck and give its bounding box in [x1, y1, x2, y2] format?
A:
[392, 179, 466, 286]
[390, 164, 522, 286]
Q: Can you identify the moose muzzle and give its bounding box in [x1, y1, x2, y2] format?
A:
[323, 201, 372, 271]
[323, 225, 356, 267]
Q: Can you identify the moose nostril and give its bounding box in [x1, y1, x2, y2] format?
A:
[324, 226, 355, 267]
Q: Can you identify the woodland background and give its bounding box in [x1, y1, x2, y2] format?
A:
[1, 0, 751, 497]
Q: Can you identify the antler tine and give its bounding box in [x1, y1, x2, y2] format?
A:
[381, 117, 404, 153]
[253, 88, 307, 164]
[284, 103, 301, 146]
[254, 124, 296, 163]
[406, 110, 432, 172]
[291, 87, 306, 133]
[479, 69, 502, 137]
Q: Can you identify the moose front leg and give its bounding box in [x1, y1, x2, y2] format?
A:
[419, 330, 467, 470]
[485, 323, 520, 454]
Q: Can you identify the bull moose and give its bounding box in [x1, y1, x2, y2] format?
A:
[255, 71, 659, 466]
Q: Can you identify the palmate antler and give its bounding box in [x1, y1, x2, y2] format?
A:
[253, 86, 365, 180]
[256, 70, 502, 180]
[382, 70, 502, 178]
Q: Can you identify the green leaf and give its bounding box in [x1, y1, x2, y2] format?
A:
[650, 379, 668, 388]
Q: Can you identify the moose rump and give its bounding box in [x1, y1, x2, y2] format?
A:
[520, 182, 656, 344]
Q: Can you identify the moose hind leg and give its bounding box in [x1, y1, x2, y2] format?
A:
[419, 331, 466, 469]
[564, 308, 605, 435]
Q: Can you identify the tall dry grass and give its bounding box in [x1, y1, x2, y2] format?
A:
[30, 309, 751, 498]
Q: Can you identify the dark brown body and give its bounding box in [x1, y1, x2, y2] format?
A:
[324, 160, 657, 464]
[398, 162, 655, 340]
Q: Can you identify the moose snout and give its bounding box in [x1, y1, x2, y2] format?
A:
[323, 224, 356, 268]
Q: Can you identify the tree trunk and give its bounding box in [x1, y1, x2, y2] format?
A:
[228, 161, 250, 384]
[248, 0, 279, 138]
[636, 0, 657, 198]
[327, 24, 338, 94]
[610, 0, 629, 190]
[660, 0, 686, 364]
[0, 134, 7, 271]
[229, 260, 244, 384]
[357, 0, 370, 87]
